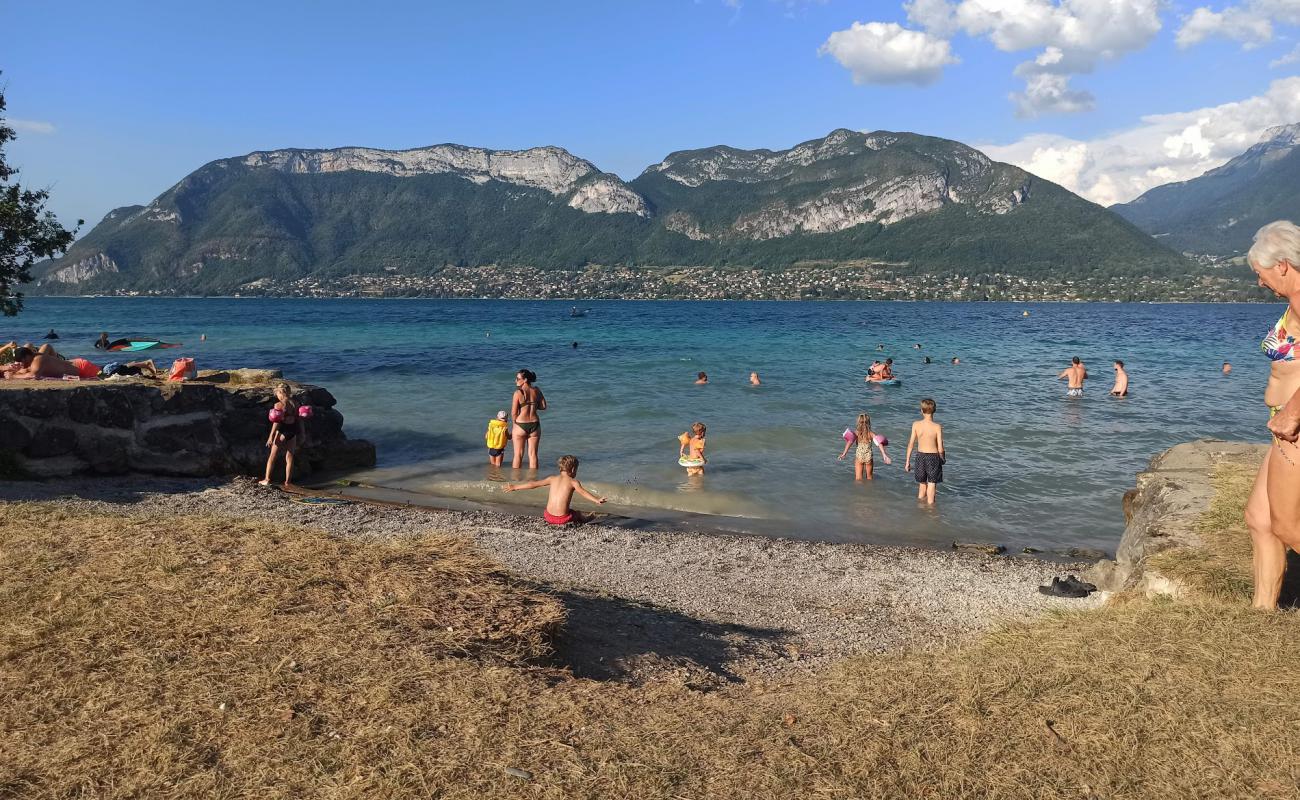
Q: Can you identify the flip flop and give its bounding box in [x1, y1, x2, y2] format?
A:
[1038, 577, 1089, 598]
[1062, 575, 1097, 593]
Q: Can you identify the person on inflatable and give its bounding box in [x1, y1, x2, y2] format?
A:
[260, 383, 313, 488]
[837, 413, 892, 480]
[867, 358, 895, 382]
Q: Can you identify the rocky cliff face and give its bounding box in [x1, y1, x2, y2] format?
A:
[242, 144, 649, 216]
[633, 129, 1031, 240]
[0, 379, 375, 480]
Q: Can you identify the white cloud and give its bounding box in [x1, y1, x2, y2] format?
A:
[1011, 71, 1096, 117]
[8, 118, 56, 134]
[819, 21, 959, 85]
[980, 76, 1300, 205]
[1272, 42, 1300, 65]
[903, 0, 1163, 115]
[1177, 1, 1300, 49]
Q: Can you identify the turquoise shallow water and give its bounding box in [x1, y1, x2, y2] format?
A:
[9, 298, 1276, 552]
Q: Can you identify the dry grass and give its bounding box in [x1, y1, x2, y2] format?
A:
[1150, 462, 1258, 600]
[4, 475, 1300, 799]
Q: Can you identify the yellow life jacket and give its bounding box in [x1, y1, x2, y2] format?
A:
[485, 419, 508, 449]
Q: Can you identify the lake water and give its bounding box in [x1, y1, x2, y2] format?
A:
[11, 298, 1276, 553]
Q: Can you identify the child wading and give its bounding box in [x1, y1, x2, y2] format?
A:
[838, 413, 891, 481]
[485, 410, 509, 466]
[505, 454, 606, 525]
[678, 422, 707, 476]
[904, 398, 945, 504]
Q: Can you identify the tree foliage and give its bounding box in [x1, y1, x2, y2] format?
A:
[0, 78, 79, 315]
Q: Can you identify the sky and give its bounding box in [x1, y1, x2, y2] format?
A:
[7, 0, 1300, 230]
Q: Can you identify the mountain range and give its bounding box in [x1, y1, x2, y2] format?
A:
[36, 129, 1188, 295]
[1112, 124, 1300, 257]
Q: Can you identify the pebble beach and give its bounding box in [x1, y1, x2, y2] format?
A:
[3, 475, 1103, 686]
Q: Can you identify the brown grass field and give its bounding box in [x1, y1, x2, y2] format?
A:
[2, 469, 1299, 799]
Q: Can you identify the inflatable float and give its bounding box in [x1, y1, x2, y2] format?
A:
[868, 378, 901, 387]
[108, 340, 182, 352]
[843, 429, 889, 447]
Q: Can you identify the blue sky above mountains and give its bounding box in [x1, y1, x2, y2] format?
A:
[7, 0, 1300, 227]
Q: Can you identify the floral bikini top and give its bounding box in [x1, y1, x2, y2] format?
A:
[1263, 309, 1299, 362]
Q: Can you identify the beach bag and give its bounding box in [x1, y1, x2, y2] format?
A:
[168, 357, 196, 381]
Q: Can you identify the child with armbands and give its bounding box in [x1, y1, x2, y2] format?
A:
[260, 383, 313, 488]
[678, 422, 707, 476]
[837, 413, 891, 481]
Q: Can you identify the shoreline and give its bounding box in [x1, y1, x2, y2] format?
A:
[1, 474, 1101, 685]
[24, 294, 1275, 304]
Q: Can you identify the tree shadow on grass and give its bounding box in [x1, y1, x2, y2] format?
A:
[543, 587, 792, 688]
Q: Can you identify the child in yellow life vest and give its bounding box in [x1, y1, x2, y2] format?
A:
[486, 410, 509, 466]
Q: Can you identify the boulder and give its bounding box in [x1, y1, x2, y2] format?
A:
[0, 378, 374, 480]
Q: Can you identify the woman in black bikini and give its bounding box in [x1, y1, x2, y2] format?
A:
[511, 369, 546, 470]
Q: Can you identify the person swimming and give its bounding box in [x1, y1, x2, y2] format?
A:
[695, 371, 708, 384]
[749, 372, 761, 386]
[1058, 356, 1087, 397]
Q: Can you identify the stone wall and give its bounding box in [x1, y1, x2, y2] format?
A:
[1087, 439, 1266, 595]
[0, 378, 375, 480]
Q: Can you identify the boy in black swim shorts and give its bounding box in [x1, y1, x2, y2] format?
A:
[904, 398, 946, 505]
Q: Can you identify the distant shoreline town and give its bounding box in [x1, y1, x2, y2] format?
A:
[43, 262, 1269, 303]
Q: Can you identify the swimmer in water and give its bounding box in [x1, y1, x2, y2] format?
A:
[1058, 356, 1087, 397]
[695, 371, 708, 385]
[749, 371, 761, 386]
[1223, 361, 1232, 375]
[951, 357, 960, 365]
[1110, 360, 1129, 397]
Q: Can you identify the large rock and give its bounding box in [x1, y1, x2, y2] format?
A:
[1087, 439, 1266, 595]
[0, 378, 375, 480]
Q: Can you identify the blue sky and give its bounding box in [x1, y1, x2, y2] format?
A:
[6, 0, 1300, 228]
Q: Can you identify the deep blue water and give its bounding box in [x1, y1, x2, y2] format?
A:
[8, 298, 1275, 552]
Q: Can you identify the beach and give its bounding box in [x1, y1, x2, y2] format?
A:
[2, 474, 1099, 685]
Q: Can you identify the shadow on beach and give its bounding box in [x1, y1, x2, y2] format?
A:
[544, 587, 792, 687]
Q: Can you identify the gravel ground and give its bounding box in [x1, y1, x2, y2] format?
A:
[0, 476, 1106, 686]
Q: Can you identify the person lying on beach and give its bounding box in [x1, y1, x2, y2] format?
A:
[4, 347, 100, 380]
[505, 454, 606, 525]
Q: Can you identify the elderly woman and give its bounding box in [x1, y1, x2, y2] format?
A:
[1245, 220, 1300, 609]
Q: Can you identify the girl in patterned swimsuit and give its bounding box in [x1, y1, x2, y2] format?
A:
[838, 413, 890, 481]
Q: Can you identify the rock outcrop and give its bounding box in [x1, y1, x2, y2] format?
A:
[0, 380, 375, 480]
[242, 144, 650, 217]
[1087, 439, 1266, 595]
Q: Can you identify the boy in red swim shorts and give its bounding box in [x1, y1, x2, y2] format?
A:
[505, 454, 606, 525]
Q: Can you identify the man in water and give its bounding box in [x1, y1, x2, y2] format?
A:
[749, 372, 761, 386]
[1223, 361, 1232, 375]
[1058, 356, 1087, 397]
[695, 372, 708, 385]
[1110, 360, 1129, 397]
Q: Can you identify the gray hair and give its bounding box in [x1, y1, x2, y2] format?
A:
[1248, 220, 1300, 268]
